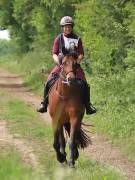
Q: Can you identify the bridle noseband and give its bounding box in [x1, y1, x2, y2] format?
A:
[60, 58, 77, 84]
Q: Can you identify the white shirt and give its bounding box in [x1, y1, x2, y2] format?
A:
[63, 34, 79, 51]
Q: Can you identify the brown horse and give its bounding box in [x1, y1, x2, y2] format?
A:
[48, 54, 91, 167]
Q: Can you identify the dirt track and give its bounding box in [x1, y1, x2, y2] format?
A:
[0, 68, 135, 179]
[0, 121, 38, 168]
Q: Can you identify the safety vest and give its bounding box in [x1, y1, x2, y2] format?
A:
[57, 33, 80, 55]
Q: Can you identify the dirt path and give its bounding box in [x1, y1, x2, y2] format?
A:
[0, 121, 38, 168]
[0, 68, 135, 179]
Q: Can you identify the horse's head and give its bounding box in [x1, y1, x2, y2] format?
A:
[61, 55, 78, 85]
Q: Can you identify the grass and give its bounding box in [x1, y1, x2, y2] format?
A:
[87, 69, 135, 162]
[0, 146, 46, 180]
[0, 47, 54, 95]
[0, 90, 124, 180]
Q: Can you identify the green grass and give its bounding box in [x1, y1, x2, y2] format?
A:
[0, 90, 124, 180]
[0, 146, 46, 180]
[87, 69, 135, 162]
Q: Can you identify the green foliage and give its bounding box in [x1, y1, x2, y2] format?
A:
[75, 0, 135, 160]
[75, 0, 135, 74]
[0, 40, 16, 56]
[0, 0, 79, 51]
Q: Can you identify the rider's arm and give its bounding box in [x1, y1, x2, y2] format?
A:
[53, 54, 60, 65]
[52, 37, 60, 65]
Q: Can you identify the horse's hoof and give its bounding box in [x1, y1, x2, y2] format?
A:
[62, 159, 68, 165]
[68, 161, 75, 168]
[57, 152, 66, 163]
[61, 159, 68, 167]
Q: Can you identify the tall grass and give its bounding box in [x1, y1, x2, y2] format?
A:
[87, 68, 135, 161]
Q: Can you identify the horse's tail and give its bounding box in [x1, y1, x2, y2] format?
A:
[64, 123, 91, 149]
[76, 128, 92, 149]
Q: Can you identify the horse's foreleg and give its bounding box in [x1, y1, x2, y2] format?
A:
[53, 127, 60, 157]
[59, 127, 67, 163]
[68, 119, 80, 168]
[53, 125, 66, 164]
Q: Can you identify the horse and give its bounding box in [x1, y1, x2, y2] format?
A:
[48, 54, 91, 167]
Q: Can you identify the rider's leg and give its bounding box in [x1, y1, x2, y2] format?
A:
[83, 82, 96, 115]
[37, 65, 61, 113]
[76, 65, 96, 115]
[37, 82, 49, 113]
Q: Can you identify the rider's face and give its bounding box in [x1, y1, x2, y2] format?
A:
[63, 25, 73, 35]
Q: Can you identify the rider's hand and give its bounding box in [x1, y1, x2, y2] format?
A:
[53, 54, 61, 65]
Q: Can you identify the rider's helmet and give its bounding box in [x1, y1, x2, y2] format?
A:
[60, 16, 74, 27]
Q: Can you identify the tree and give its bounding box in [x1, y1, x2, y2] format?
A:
[0, 0, 80, 52]
[75, 0, 135, 75]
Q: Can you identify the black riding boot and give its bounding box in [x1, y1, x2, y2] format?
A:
[37, 84, 49, 113]
[84, 83, 97, 115]
[37, 73, 59, 113]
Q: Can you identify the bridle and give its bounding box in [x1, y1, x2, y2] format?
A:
[60, 58, 77, 85]
[55, 56, 77, 100]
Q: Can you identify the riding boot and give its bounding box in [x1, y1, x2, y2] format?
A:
[37, 73, 59, 113]
[84, 83, 97, 115]
[37, 84, 49, 113]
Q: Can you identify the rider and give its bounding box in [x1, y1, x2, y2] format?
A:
[37, 16, 96, 115]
